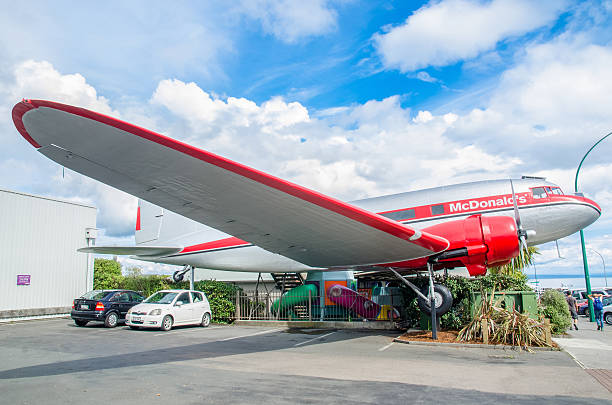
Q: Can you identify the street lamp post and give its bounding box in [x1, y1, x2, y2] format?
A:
[575, 131, 612, 322]
[588, 248, 608, 287]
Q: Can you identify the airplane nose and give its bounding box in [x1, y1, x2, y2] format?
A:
[573, 195, 601, 229]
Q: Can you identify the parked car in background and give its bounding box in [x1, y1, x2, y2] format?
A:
[71, 290, 144, 327]
[581, 295, 612, 317]
[604, 301, 612, 325]
[565, 288, 606, 305]
[126, 290, 212, 331]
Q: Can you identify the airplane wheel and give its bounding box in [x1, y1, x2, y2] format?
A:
[417, 284, 453, 316]
[173, 271, 184, 283]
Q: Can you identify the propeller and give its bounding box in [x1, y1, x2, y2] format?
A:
[509, 179, 533, 263]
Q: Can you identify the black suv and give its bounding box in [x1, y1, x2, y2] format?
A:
[71, 290, 144, 328]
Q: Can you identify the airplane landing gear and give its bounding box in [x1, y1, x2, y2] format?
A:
[173, 265, 195, 290]
[389, 264, 453, 340]
[416, 283, 453, 316]
[173, 268, 186, 283]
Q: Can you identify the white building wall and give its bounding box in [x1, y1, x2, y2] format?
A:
[0, 189, 96, 314]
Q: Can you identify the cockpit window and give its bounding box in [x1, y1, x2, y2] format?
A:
[550, 187, 563, 195]
[531, 187, 547, 199]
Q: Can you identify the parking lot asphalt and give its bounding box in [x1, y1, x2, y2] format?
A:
[0, 318, 610, 404]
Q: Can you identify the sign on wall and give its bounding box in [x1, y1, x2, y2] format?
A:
[17, 275, 31, 285]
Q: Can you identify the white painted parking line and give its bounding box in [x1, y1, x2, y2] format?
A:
[378, 342, 394, 351]
[294, 331, 336, 347]
[220, 328, 283, 341]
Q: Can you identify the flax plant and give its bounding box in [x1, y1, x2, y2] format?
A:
[457, 288, 551, 351]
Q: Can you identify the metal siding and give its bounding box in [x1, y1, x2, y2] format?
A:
[0, 189, 96, 311]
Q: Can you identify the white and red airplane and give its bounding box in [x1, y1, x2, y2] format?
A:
[12, 99, 601, 315]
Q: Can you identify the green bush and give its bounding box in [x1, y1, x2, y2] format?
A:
[93, 258, 123, 289]
[121, 274, 172, 298]
[193, 280, 241, 323]
[539, 289, 571, 334]
[398, 272, 531, 330]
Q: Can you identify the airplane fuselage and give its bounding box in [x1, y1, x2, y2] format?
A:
[135, 178, 600, 272]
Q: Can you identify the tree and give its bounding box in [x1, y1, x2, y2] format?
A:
[490, 246, 540, 277]
[93, 258, 123, 289]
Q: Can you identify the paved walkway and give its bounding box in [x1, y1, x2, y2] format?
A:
[554, 316, 612, 393]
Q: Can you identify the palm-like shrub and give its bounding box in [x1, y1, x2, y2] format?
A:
[457, 289, 551, 350]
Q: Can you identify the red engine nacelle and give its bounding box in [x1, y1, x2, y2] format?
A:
[422, 215, 519, 276]
[388, 215, 519, 276]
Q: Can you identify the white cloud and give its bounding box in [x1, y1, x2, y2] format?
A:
[448, 38, 612, 169]
[238, 0, 338, 43]
[151, 85, 522, 200]
[2, 61, 135, 237]
[8, 60, 117, 115]
[374, 0, 567, 71]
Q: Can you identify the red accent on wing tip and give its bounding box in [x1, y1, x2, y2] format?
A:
[135, 206, 141, 231]
[14, 99, 450, 254]
[12, 100, 41, 148]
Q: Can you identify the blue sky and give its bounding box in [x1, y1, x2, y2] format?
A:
[1, 0, 612, 286]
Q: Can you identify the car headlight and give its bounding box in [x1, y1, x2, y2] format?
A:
[149, 309, 162, 316]
[127, 308, 133, 315]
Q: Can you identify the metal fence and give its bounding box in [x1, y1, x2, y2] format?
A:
[235, 290, 402, 322]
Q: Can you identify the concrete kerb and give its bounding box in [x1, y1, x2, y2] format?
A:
[234, 320, 398, 330]
[0, 314, 70, 323]
[392, 337, 560, 351]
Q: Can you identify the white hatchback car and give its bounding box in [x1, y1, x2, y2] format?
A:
[126, 289, 212, 331]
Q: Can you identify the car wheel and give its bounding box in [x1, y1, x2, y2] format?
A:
[104, 312, 119, 328]
[160, 315, 173, 331]
[201, 312, 211, 327]
[129, 325, 140, 330]
[605, 312, 612, 326]
[74, 319, 88, 327]
[417, 284, 453, 316]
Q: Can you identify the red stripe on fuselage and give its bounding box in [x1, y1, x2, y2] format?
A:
[379, 193, 600, 222]
[180, 237, 251, 254]
[177, 193, 600, 257]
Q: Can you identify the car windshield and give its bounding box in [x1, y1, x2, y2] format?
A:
[81, 290, 113, 300]
[144, 292, 178, 304]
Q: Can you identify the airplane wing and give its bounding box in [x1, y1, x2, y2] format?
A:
[77, 246, 182, 257]
[13, 99, 449, 267]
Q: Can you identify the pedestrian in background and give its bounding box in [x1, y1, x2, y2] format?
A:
[588, 292, 605, 330]
[565, 291, 579, 330]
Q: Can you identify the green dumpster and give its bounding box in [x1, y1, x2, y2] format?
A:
[470, 290, 538, 319]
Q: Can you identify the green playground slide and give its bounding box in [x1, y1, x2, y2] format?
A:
[272, 284, 318, 312]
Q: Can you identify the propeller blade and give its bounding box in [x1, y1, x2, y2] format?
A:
[510, 178, 522, 230]
[519, 234, 528, 265]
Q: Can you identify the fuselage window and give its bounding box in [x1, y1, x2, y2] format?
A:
[431, 204, 445, 215]
[531, 187, 547, 199]
[380, 208, 416, 221]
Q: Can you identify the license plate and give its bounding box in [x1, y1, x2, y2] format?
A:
[132, 316, 142, 322]
[80, 304, 89, 310]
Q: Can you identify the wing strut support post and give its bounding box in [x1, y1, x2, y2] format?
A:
[388, 266, 438, 340]
[389, 257, 443, 340]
